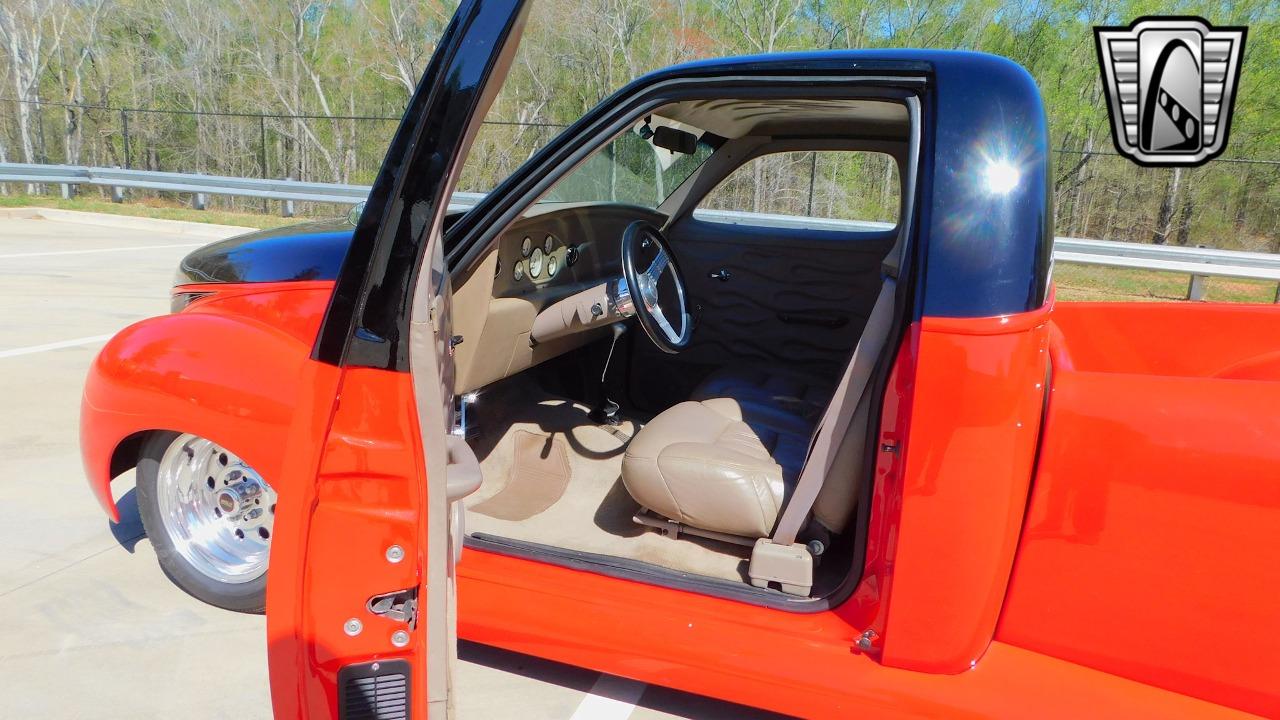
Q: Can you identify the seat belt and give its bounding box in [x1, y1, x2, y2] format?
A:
[768, 274, 897, 548]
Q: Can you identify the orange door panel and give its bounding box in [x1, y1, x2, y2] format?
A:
[268, 367, 431, 717]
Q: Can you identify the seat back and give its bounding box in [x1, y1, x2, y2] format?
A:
[768, 276, 897, 547]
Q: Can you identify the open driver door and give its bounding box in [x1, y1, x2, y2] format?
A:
[265, 0, 530, 717]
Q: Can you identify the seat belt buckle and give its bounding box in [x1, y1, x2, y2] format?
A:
[748, 538, 813, 597]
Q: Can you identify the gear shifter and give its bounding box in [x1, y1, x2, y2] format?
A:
[588, 323, 627, 425]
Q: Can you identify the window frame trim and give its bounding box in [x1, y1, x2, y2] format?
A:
[659, 136, 909, 233]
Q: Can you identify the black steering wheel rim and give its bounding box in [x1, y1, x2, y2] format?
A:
[621, 221, 692, 354]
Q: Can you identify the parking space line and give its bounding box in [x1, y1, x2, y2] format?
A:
[569, 674, 646, 720]
[0, 334, 115, 359]
[0, 242, 204, 259]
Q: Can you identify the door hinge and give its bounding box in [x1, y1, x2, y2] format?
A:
[367, 588, 418, 627]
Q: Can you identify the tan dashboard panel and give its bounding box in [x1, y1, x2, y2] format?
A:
[452, 204, 665, 394]
[452, 247, 608, 394]
[452, 250, 538, 393]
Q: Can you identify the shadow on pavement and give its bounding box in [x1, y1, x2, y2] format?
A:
[109, 487, 147, 553]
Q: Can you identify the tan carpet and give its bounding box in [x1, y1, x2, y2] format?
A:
[464, 379, 750, 583]
[470, 430, 572, 520]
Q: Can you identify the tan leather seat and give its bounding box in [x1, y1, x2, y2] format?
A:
[624, 363, 871, 541]
[691, 366, 834, 421]
[622, 396, 812, 538]
[622, 366, 832, 539]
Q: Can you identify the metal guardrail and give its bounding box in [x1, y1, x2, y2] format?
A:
[3, 162, 1278, 299]
[0, 162, 368, 204]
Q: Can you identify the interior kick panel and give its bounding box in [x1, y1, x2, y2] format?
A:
[627, 216, 894, 410]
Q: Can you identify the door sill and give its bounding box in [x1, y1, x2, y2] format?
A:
[464, 532, 839, 613]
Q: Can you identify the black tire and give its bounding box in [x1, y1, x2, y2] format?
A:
[135, 431, 267, 613]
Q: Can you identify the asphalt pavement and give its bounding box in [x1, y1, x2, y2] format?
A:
[0, 208, 784, 720]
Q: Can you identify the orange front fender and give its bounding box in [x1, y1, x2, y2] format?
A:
[80, 307, 315, 522]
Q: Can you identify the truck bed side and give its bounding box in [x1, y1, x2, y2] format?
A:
[998, 301, 1280, 718]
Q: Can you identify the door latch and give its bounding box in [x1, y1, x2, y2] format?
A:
[708, 269, 731, 282]
[856, 628, 880, 652]
[367, 588, 418, 627]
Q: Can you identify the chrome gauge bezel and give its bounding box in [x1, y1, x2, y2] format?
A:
[528, 247, 545, 278]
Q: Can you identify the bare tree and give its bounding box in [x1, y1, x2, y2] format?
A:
[361, 0, 456, 102]
[1151, 166, 1183, 245]
[242, 1, 350, 182]
[716, 0, 804, 54]
[0, 0, 68, 175]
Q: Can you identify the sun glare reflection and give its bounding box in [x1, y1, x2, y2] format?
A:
[983, 159, 1021, 195]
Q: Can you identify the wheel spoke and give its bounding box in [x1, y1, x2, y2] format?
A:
[651, 305, 681, 343]
[155, 434, 277, 584]
[645, 247, 668, 282]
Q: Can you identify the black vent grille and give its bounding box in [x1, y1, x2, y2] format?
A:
[339, 660, 411, 720]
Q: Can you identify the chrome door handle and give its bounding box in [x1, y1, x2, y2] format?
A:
[708, 269, 731, 282]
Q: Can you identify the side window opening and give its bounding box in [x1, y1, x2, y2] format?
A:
[695, 151, 900, 230]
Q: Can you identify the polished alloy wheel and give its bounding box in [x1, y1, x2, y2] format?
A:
[154, 434, 276, 584]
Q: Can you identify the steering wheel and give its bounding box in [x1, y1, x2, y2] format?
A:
[620, 221, 693, 353]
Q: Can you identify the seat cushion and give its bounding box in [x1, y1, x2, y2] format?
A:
[694, 366, 870, 536]
[622, 365, 843, 539]
[691, 366, 833, 422]
[622, 396, 815, 539]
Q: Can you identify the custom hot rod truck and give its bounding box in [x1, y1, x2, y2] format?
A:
[79, 0, 1279, 716]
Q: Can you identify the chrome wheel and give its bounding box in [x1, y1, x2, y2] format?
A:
[154, 434, 275, 584]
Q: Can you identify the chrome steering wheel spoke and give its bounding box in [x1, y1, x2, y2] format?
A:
[645, 247, 669, 283]
[620, 221, 692, 353]
[650, 305, 681, 344]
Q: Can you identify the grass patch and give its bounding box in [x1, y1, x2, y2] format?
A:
[1055, 262, 1278, 304]
[0, 193, 324, 230]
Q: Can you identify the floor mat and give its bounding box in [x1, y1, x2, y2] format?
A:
[471, 430, 571, 521]
[465, 377, 749, 583]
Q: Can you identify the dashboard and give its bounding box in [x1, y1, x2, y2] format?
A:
[450, 202, 664, 393]
[493, 202, 665, 302]
[507, 231, 574, 285]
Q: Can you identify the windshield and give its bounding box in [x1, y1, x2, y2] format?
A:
[537, 117, 718, 208]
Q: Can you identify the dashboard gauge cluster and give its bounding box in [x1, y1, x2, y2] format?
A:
[511, 233, 578, 284]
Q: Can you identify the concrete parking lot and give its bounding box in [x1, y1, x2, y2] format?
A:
[0, 208, 786, 720]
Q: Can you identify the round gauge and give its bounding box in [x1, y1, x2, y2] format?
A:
[513, 262, 525, 282]
[547, 255, 559, 278]
[544, 235, 555, 254]
[528, 247, 544, 278]
[521, 236, 532, 257]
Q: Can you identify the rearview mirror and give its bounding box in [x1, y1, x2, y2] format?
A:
[652, 126, 697, 155]
[347, 200, 366, 226]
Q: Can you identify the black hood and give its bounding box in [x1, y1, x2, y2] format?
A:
[175, 218, 355, 286]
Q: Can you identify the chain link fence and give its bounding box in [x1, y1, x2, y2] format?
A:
[0, 99, 567, 213]
[2, 98, 1279, 256]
